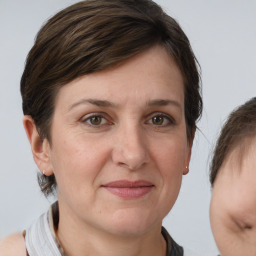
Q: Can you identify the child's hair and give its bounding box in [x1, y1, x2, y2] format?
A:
[210, 97, 256, 185]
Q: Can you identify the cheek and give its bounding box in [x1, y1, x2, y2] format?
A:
[153, 137, 188, 176]
[210, 193, 256, 256]
[210, 192, 235, 255]
[210, 183, 241, 233]
[214, 181, 256, 227]
[227, 190, 256, 233]
[151, 138, 187, 210]
[49, 136, 110, 192]
[210, 179, 256, 250]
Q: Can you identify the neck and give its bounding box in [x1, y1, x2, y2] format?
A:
[58, 227, 166, 256]
[56, 205, 166, 256]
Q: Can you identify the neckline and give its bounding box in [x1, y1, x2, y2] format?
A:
[48, 201, 182, 256]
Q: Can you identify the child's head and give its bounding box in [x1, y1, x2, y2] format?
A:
[210, 97, 256, 256]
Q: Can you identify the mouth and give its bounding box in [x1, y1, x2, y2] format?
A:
[101, 180, 154, 199]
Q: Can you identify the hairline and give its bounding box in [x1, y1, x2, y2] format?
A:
[212, 133, 256, 187]
[44, 43, 194, 144]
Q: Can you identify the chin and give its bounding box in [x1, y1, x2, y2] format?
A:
[107, 223, 153, 237]
[105, 208, 161, 237]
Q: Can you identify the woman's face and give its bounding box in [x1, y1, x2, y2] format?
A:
[210, 138, 256, 256]
[44, 45, 191, 236]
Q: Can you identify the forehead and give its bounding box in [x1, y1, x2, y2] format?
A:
[216, 136, 256, 182]
[54, 45, 185, 109]
[211, 136, 256, 227]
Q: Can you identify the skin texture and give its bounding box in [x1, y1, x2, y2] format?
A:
[0, 233, 26, 256]
[6, 45, 192, 256]
[210, 137, 256, 256]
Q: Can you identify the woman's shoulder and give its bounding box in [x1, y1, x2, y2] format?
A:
[0, 233, 27, 256]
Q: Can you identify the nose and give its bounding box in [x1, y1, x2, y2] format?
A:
[112, 124, 149, 171]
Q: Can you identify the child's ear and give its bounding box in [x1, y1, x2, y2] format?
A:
[23, 115, 53, 176]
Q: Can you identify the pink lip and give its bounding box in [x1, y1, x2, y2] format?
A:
[102, 180, 154, 199]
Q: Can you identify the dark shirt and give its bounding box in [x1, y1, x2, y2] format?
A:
[162, 226, 183, 256]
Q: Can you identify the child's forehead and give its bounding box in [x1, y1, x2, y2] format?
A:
[212, 136, 256, 226]
[219, 135, 256, 178]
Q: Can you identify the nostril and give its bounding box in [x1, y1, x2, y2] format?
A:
[118, 160, 146, 171]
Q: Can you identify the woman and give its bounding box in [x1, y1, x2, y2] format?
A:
[210, 97, 256, 256]
[0, 0, 202, 255]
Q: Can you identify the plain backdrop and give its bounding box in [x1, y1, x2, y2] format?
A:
[0, 0, 255, 255]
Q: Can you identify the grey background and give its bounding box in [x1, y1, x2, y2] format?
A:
[0, 0, 255, 255]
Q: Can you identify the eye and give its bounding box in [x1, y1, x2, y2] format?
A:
[148, 113, 174, 126]
[89, 116, 104, 125]
[152, 115, 165, 125]
[81, 114, 109, 127]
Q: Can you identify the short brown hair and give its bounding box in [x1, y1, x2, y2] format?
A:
[210, 97, 256, 185]
[21, 0, 202, 196]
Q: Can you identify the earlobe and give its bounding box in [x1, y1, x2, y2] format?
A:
[183, 138, 193, 175]
[183, 165, 189, 175]
[23, 115, 53, 176]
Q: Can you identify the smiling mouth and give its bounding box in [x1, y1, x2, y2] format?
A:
[102, 180, 154, 199]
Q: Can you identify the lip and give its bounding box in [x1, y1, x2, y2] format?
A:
[102, 180, 154, 199]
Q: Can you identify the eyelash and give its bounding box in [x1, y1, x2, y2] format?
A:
[80, 112, 175, 128]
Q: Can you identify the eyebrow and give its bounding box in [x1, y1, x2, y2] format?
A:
[69, 99, 116, 111]
[69, 98, 182, 111]
[147, 99, 182, 110]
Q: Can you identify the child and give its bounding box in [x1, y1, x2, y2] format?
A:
[210, 97, 256, 256]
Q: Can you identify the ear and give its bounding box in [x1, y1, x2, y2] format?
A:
[183, 130, 195, 175]
[183, 146, 192, 175]
[23, 115, 53, 176]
